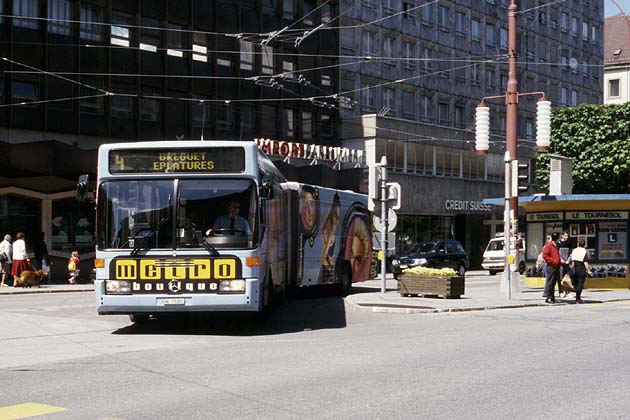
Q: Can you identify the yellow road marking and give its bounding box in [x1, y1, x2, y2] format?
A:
[0, 403, 66, 420]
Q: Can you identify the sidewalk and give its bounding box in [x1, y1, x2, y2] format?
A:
[345, 271, 630, 314]
[0, 283, 93, 295]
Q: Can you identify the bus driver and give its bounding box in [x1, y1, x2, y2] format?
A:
[205, 200, 251, 236]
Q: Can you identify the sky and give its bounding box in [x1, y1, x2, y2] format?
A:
[606, 0, 630, 16]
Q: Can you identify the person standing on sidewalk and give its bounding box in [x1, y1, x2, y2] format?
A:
[11, 232, 30, 285]
[32, 231, 49, 271]
[0, 234, 12, 287]
[557, 230, 572, 296]
[570, 239, 592, 304]
[542, 232, 562, 303]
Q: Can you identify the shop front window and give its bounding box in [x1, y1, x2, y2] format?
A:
[51, 198, 95, 253]
[0, 194, 40, 250]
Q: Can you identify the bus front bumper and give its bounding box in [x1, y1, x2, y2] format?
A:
[94, 279, 261, 314]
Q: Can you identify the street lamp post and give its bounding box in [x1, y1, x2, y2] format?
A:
[475, 0, 551, 299]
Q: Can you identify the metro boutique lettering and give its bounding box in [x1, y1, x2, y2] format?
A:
[444, 200, 492, 212]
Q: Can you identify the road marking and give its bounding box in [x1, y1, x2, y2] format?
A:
[0, 403, 66, 420]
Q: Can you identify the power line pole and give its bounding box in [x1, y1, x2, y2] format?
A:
[506, 0, 519, 239]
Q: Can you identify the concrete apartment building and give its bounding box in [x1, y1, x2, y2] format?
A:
[339, 0, 604, 264]
[604, 13, 630, 103]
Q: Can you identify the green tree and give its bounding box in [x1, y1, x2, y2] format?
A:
[535, 103, 630, 194]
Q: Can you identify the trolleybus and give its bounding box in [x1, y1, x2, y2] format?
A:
[80, 141, 374, 322]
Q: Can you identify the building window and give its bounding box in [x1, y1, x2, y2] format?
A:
[471, 64, 480, 85]
[384, 88, 396, 116]
[302, 112, 312, 140]
[438, 101, 450, 125]
[52, 197, 95, 253]
[363, 30, 375, 55]
[403, 41, 415, 70]
[383, 0, 395, 15]
[403, 91, 415, 119]
[321, 4, 332, 23]
[262, 46, 274, 74]
[420, 94, 433, 122]
[80, 79, 104, 115]
[283, 109, 295, 138]
[525, 119, 534, 139]
[303, 0, 314, 25]
[609, 79, 620, 98]
[139, 97, 161, 122]
[240, 40, 254, 71]
[13, 0, 39, 29]
[282, 60, 295, 78]
[384, 36, 395, 65]
[192, 32, 208, 62]
[261, 105, 276, 136]
[582, 21, 589, 41]
[402, 1, 414, 19]
[571, 90, 578, 107]
[486, 24, 495, 47]
[192, 101, 210, 128]
[321, 114, 333, 138]
[283, 0, 295, 19]
[11, 79, 39, 104]
[438, 5, 449, 30]
[110, 12, 132, 47]
[571, 16, 578, 37]
[454, 104, 465, 128]
[435, 147, 460, 177]
[217, 104, 234, 130]
[561, 87, 567, 106]
[48, 0, 71, 35]
[0, 195, 41, 252]
[486, 67, 495, 87]
[471, 18, 480, 41]
[111, 94, 132, 119]
[321, 74, 332, 87]
[591, 25, 598, 43]
[361, 83, 375, 111]
[421, 47, 433, 73]
[500, 27, 508, 50]
[421, 1, 433, 25]
[166, 23, 183, 57]
[561, 12, 568, 32]
[140, 17, 160, 52]
[455, 11, 466, 37]
[80, 6, 102, 41]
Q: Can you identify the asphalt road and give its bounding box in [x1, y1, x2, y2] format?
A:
[1, 279, 630, 420]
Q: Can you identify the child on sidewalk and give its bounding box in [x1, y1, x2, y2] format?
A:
[67, 251, 80, 284]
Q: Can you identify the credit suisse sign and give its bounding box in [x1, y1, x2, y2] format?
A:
[444, 200, 492, 213]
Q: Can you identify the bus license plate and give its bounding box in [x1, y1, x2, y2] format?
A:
[162, 298, 185, 306]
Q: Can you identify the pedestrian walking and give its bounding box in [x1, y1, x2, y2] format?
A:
[557, 230, 572, 296]
[33, 231, 49, 271]
[67, 250, 80, 284]
[0, 234, 12, 287]
[11, 232, 31, 285]
[570, 239, 592, 304]
[542, 232, 561, 303]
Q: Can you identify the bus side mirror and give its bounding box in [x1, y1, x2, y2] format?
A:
[76, 174, 89, 202]
[260, 182, 273, 200]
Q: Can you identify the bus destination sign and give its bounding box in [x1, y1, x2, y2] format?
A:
[109, 147, 245, 174]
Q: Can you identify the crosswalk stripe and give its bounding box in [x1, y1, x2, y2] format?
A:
[0, 403, 66, 420]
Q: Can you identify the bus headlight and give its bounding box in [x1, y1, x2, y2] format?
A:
[219, 280, 246, 293]
[106, 280, 132, 294]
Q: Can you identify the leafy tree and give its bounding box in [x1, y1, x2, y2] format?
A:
[535, 103, 630, 194]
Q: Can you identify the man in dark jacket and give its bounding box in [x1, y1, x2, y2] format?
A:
[542, 232, 562, 303]
[557, 230, 572, 295]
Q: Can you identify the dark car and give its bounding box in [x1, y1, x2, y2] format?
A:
[391, 240, 468, 278]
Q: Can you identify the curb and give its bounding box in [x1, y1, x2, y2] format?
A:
[344, 296, 557, 314]
[0, 287, 93, 296]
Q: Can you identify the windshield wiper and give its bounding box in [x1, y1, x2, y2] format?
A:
[183, 221, 219, 256]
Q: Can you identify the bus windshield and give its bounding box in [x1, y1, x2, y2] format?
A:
[97, 179, 257, 250]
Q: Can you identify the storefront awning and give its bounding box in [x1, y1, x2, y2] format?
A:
[483, 194, 630, 212]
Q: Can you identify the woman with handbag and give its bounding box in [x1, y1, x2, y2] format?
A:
[0, 234, 12, 287]
[570, 239, 592, 304]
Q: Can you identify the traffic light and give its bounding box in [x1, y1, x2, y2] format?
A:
[517, 161, 530, 193]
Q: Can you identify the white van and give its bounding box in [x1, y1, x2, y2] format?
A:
[482, 236, 526, 275]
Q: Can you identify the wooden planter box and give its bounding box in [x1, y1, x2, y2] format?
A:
[397, 275, 465, 299]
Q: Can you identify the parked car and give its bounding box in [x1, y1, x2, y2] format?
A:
[391, 240, 468, 278]
[481, 236, 526, 275]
